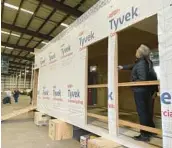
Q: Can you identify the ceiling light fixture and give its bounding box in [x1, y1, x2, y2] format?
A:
[11, 33, 20, 37]
[42, 41, 48, 44]
[1, 30, 20, 37]
[4, 3, 18, 10]
[30, 52, 35, 55]
[4, 2, 33, 15]
[61, 23, 69, 28]
[21, 8, 34, 14]
[6, 46, 14, 50]
[1, 30, 10, 35]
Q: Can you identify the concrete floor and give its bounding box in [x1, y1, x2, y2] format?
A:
[1, 95, 80, 148]
[1, 95, 31, 116]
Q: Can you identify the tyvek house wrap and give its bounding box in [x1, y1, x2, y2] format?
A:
[158, 1, 172, 148]
[34, 0, 172, 147]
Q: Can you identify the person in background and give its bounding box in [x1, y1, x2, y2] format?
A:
[13, 89, 20, 103]
[3, 89, 12, 104]
[29, 90, 33, 104]
[118, 44, 157, 142]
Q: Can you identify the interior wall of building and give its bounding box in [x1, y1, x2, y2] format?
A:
[1, 75, 31, 91]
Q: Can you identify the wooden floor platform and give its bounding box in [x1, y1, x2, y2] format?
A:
[1, 105, 36, 121]
[87, 107, 162, 148]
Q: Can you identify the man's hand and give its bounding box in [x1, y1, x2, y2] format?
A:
[118, 65, 123, 70]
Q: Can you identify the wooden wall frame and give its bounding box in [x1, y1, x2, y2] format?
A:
[86, 31, 162, 138]
[32, 69, 39, 106]
[85, 47, 88, 125]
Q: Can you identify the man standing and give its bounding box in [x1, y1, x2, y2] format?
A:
[3, 89, 12, 104]
[29, 90, 33, 104]
[13, 89, 20, 103]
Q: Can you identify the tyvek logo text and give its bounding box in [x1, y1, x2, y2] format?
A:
[109, 6, 138, 30]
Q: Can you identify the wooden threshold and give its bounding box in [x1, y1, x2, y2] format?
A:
[87, 113, 162, 135]
[87, 84, 108, 88]
[1, 105, 37, 121]
[119, 120, 162, 135]
[88, 113, 108, 121]
[118, 81, 159, 87]
[87, 81, 159, 88]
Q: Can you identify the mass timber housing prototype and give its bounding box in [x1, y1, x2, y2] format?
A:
[34, 0, 172, 148]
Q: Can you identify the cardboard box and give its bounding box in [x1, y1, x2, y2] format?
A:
[80, 135, 97, 148]
[88, 137, 121, 148]
[34, 112, 51, 126]
[49, 119, 73, 140]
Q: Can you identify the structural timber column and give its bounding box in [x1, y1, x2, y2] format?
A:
[158, 1, 172, 148]
[108, 34, 118, 136]
[31, 63, 34, 89]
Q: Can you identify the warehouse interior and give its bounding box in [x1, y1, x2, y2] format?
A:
[1, 0, 100, 148]
[1, 0, 164, 148]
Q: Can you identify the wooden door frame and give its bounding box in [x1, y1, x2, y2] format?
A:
[32, 69, 39, 106]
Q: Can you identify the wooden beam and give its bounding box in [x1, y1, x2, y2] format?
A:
[2, 42, 34, 52]
[119, 120, 162, 135]
[33, 69, 39, 106]
[118, 81, 159, 87]
[87, 84, 108, 88]
[2, 22, 53, 40]
[39, 0, 83, 17]
[87, 113, 108, 121]
[2, 53, 34, 61]
[9, 61, 32, 66]
[1, 105, 36, 121]
[87, 113, 162, 135]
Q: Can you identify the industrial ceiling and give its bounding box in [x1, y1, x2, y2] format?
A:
[1, 0, 98, 75]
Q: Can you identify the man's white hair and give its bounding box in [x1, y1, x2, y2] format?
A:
[138, 44, 150, 58]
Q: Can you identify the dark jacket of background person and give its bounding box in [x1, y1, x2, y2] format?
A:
[13, 90, 20, 98]
[29, 90, 33, 98]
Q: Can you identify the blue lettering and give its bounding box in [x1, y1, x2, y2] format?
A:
[118, 15, 125, 24]
[109, 19, 114, 30]
[109, 6, 138, 30]
[49, 52, 56, 61]
[68, 90, 80, 99]
[43, 90, 49, 95]
[131, 6, 138, 19]
[79, 31, 94, 47]
[161, 92, 171, 104]
[53, 89, 61, 97]
[125, 12, 131, 21]
[61, 46, 70, 55]
[108, 92, 113, 100]
[79, 37, 83, 46]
